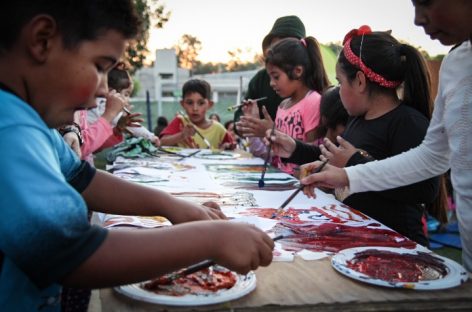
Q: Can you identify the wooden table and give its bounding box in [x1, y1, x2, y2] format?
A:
[99, 257, 472, 311]
[100, 150, 472, 311]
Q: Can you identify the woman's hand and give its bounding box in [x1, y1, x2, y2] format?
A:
[299, 161, 350, 198]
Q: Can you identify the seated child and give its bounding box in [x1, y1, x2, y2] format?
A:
[160, 79, 234, 149]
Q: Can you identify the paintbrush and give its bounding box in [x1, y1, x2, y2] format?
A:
[157, 147, 187, 158]
[122, 106, 132, 114]
[227, 96, 268, 112]
[258, 123, 276, 188]
[272, 160, 329, 218]
[178, 111, 212, 148]
[164, 235, 285, 281]
[157, 147, 201, 161]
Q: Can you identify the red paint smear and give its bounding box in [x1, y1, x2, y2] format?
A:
[277, 223, 417, 253]
[310, 206, 345, 223]
[346, 249, 447, 283]
[338, 204, 371, 220]
[143, 268, 236, 296]
[241, 208, 305, 223]
[311, 204, 370, 223]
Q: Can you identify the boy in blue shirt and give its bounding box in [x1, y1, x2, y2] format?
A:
[0, 1, 274, 310]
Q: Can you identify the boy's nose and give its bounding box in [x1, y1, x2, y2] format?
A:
[95, 75, 109, 98]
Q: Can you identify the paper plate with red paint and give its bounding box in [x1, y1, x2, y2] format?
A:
[331, 246, 468, 290]
[115, 267, 256, 306]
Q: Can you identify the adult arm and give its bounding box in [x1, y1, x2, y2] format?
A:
[347, 97, 450, 194]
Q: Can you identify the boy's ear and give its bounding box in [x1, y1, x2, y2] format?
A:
[207, 100, 214, 109]
[26, 15, 57, 63]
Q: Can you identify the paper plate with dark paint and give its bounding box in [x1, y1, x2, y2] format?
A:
[331, 246, 468, 290]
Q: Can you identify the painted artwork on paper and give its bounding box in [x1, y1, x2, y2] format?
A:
[170, 191, 257, 207]
[194, 151, 241, 160]
[273, 222, 417, 254]
[234, 204, 370, 224]
[102, 215, 171, 228]
[205, 164, 298, 190]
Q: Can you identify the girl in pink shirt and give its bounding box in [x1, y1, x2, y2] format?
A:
[265, 36, 330, 174]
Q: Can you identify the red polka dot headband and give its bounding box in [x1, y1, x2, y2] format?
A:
[342, 25, 401, 88]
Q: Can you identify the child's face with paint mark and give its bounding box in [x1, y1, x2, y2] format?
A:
[34, 30, 127, 128]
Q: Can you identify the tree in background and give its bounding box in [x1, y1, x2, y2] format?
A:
[175, 34, 202, 76]
[226, 48, 261, 72]
[126, 0, 171, 74]
[326, 41, 343, 57]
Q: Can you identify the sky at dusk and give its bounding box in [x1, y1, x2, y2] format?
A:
[148, 0, 451, 63]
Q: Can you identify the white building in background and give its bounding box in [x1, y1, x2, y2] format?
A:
[134, 48, 259, 114]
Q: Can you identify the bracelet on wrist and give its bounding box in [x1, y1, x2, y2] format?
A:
[58, 122, 84, 146]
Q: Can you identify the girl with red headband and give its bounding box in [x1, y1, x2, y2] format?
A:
[299, 0, 472, 272]
[323, 27, 447, 245]
[267, 27, 446, 246]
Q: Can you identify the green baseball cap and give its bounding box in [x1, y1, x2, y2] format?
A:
[262, 15, 306, 50]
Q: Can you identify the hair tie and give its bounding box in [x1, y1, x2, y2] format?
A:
[342, 25, 401, 89]
[300, 38, 307, 48]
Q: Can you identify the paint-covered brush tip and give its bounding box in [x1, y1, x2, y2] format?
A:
[258, 179, 265, 188]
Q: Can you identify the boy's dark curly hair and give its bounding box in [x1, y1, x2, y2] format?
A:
[0, 0, 141, 52]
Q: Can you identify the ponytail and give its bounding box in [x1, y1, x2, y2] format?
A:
[304, 36, 330, 93]
[399, 44, 432, 119]
[265, 37, 330, 94]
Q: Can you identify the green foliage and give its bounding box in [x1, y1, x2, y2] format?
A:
[131, 78, 141, 97]
[326, 41, 343, 56]
[430, 54, 445, 61]
[175, 34, 202, 75]
[126, 0, 171, 74]
[226, 48, 261, 72]
[193, 62, 225, 75]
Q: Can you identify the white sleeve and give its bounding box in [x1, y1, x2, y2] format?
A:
[346, 86, 450, 194]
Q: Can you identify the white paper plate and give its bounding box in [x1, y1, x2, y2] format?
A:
[331, 246, 468, 290]
[115, 270, 256, 306]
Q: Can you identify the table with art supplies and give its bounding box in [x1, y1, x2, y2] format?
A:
[97, 142, 472, 311]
